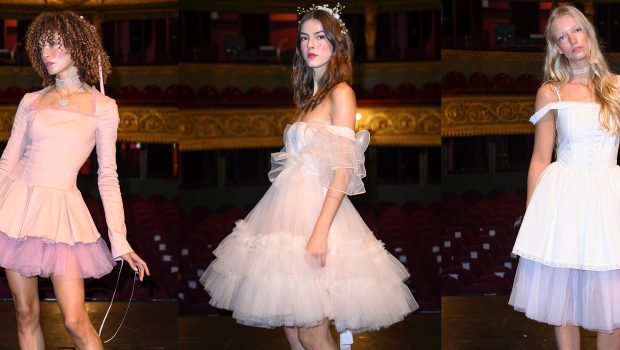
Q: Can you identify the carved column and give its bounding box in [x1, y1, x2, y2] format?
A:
[364, 3, 377, 61]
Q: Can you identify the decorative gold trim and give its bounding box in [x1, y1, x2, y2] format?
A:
[180, 106, 440, 151]
[0, 105, 178, 143]
[442, 96, 535, 137]
[117, 107, 178, 143]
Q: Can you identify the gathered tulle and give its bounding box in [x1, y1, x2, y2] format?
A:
[510, 258, 620, 333]
[200, 221, 416, 333]
[269, 122, 370, 196]
[0, 230, 114, 278]
[202, 122, 416, 332]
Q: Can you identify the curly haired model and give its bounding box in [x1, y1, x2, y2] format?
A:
[0, 11, 149, 349]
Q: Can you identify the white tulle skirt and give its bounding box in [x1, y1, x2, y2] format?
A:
[200, 161, 417, 333]
[509, 258, 620, 333]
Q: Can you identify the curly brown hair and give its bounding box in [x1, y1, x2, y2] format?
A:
[25, 11, 111, 87]
[292, 9, 353, 118]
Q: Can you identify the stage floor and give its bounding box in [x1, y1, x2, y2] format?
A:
[442, 296, 599, 350]
[179, 312, 440, 350]
[0, 301, 437, 349]
[0, 300, 178, 350]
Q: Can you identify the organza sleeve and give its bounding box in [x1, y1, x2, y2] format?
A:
[96, 98, 133, 260]
[0, 93, 33, 177]
[303, 123, 370, 195]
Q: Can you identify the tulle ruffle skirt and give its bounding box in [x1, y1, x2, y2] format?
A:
[200, 162, 417, 333]
[509, 258, 620, 333]
[0, 230, 114, 278]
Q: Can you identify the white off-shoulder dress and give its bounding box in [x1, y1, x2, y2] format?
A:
[200, 121, 418, 333]
[510, 91, 620, 332]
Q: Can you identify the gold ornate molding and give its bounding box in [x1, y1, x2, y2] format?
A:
[180, 106, 440, 151]
[117, 107, 178, 143]
[442, 96, 535, 137]
[0, 105, 178, 143]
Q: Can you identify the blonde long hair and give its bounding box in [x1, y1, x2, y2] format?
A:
[543, 4, 620, 133]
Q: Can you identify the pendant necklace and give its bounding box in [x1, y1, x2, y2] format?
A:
[56, 82, 84, 106]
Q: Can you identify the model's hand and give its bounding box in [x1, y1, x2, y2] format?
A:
[120, 251, 150, 281]
[305, 232, 328, 267]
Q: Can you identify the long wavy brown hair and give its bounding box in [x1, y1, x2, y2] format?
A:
[543, 4, 620, 133]
[25, 11, 111, 87]
[292, 9, 353, 118]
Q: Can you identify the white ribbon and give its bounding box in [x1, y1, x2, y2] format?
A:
[98, 55, 105, 95]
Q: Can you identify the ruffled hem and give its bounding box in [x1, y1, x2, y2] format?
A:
[0, 175, 101, 245]
[269, 122, 370, 196]
[0, 230, 114, 278]
[509, 258, 620, 333]
[513, 162, 620, 269]
[200, 221, 418, 333]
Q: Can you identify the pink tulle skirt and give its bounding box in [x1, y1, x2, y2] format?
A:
[0, 231, 115, 279]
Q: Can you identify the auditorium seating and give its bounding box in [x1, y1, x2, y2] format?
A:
[443, 71, 541, 95]
[0, 82, 435, 106]
[440, 189, 525, 296]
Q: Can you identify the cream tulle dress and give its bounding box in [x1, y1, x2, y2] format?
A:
[200, 121, 418, 333]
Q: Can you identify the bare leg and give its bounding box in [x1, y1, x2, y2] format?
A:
[284, 327, 306, 350]
[50, 274, 103, 350]
[6, 270, 45, 350]
[555, 325, 580, 350]
[298, 319, 337, 350]
[598, 328, 620, 350]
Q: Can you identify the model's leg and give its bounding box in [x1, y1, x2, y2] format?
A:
[298, 319, 337, 350]
[555, 325, 580, 350]
[50, 274, 103, 350]
[597, 329, 620, 350]
[284, 327, 306, 350]
[6, 269, 45, 350]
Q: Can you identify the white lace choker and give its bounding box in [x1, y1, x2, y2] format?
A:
[571, 66, 590, 75]
[55, 75, 81, 86]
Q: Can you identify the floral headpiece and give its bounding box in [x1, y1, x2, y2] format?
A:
[297, 3, 348, 35]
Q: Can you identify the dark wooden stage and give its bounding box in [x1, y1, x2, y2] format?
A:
[0, 301, 437, 349]
[0, 300, 178, 350]
[442, 296, 599, 350]
[180, 312, 439, 350]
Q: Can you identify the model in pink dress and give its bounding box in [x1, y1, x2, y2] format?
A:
[0, 11, 150, 350]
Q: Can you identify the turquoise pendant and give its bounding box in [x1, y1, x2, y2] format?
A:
[58, 99, 69, 106]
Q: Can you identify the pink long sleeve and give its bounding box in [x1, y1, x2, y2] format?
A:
[96, 98, 132, 260]
[0, 93, 33, 177]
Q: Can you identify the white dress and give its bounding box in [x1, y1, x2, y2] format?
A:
[200, 121, 418, 333]
[510, 93, 620, 332]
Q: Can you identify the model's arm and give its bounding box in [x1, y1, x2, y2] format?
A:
[305, 83, 357, 265]
[0, 94, 31, 177]
[96, 98, 149, 279]
[526, 85, 557, 207]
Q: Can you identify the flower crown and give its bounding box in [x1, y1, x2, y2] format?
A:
[297, 3, 348, 35]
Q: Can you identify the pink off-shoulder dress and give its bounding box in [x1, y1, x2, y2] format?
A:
[0, 86, 132, 279]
